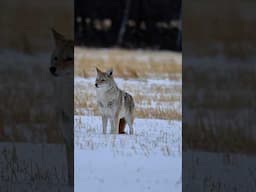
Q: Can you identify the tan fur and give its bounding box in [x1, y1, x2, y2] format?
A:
[95, 67, 135, 134]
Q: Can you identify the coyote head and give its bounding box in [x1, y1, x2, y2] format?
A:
[50, 28, 73, 77]
[95, 67, 115, 89]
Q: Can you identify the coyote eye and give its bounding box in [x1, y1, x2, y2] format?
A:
[54, 57, 58, 61]
[101, 79, 105, 82]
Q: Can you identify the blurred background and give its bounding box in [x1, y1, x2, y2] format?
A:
[183, 1, 256, 191]
[0, 0, 74, 189]
[183, 0, 256, 153]
[75, 0, 182, 51]
[0, 0, 73, 52]
[0, 0, 73, 142]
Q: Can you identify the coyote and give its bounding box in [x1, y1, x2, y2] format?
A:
[50, 28, 74, 186]
[95, 68, 135, 134]
[50, 29, 73, 77]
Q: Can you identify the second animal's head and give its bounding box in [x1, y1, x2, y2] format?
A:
[50, 28, 73, 77]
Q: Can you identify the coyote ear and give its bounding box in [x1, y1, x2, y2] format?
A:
[96, 67, 102, 74]
[51, 28, 66, 46]
[106, 69, 113, 77]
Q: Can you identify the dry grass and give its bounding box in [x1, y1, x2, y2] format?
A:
[0, 0, 73, 142]
[182, 0, 256, 153]
[75, 47, 182, 121]
[75, 104, 181, 121]
[0, 53, 64, 143]
[136, 108, 181, 121]
[75, 47, 182, 79]
[0, 143, 69, 187]
[183, 62, 256, 154]
[0, 47, 181, 142]
[74, 116, 181, 156]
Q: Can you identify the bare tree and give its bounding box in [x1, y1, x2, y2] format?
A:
[117, 0, 132, 45]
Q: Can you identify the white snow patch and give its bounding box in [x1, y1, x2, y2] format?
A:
[75, 115, 181, 192]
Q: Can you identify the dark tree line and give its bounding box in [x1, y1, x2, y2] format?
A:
[75, 0, 182, 51]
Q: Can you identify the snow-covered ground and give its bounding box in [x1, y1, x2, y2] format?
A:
[74, 48, 182, 192]
[74, 77, 182, 119]
[75, 116, 182, 192]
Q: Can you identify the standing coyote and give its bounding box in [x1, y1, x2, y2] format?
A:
[50, 28, 74, 186]
[95, 68, 135, 134]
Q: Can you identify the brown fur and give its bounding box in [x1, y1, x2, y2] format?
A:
[96, 67, 135, 134]
[119, 118, 126, 134]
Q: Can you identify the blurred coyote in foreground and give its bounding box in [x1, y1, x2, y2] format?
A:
[50, 28, 74, 186]
[95, 68, 135, 134]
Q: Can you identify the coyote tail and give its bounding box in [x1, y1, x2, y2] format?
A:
[119, 118, 126, 134]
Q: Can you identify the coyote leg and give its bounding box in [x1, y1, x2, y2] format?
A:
[126, 115, 134, 135]
[102, 116, 107, 134]
[110, 115, 119, 134]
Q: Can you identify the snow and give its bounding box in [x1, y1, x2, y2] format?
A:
[75, 77, 181, 87]
[74, 116, 182, 192]
[74, 47, 182, 192]
[75, 76, 181, 116]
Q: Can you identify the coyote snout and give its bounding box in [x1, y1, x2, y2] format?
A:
[95, 67, 135, 134]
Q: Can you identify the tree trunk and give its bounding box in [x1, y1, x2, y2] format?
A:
[117, 0, 132, 45]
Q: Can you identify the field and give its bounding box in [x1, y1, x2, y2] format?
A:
[0, 143, 71, 191]
[0, 1, 72, 188]
[183, 1, 256, 190]
[0, 49, 73, 190]
[184, 151, 256, 191]
[74, 47, 182, 192]
[0, 0, 73, 142]
[183, 0, 256, 153]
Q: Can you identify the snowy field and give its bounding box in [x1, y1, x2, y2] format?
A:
[74, 48, 182, 192]
[75, 116, 181, 192]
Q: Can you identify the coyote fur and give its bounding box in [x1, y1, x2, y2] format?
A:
[95, 68, 135, 134]
[50, 28, 74, 186]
